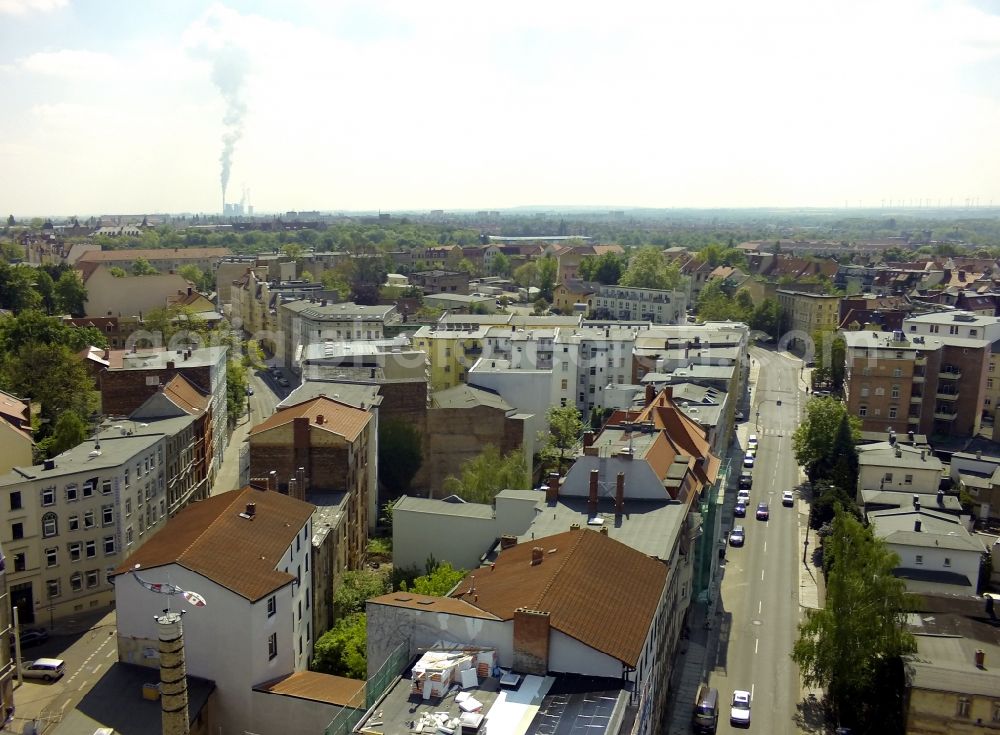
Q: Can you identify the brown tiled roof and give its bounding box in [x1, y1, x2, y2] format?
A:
[368, 592, 500, 620]
[116, 487, 314, 601]
[249, 397, 371, 442]
[450, 529, 667, 666]
[77, 247, 232, 263]
[254, 671, 365, 707]
[162, 374, 209, 414]
[0, 389, 29, 426]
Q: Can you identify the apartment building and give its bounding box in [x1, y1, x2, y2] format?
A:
[75, 247, 232, 276]
[230, 270, 339, 349]
[408, 269, 469, 295]
[776, 289, 842, 347]
[904, 310, 1000, 342]
[0, 434, 168, 627]
[0, 390, 32, 477]
[0, 542, 13, 728]
[114, 486, 315, 735]
[842, 330, 989, 438]
[593, 284, 688, 325]
[279, 300, 398, 372]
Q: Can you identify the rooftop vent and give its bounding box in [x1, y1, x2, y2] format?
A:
[240, 502, 256, 520]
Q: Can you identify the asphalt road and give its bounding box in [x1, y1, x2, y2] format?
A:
[710, 347, 806, 732]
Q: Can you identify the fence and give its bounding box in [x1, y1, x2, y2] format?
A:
[323, 641, 410, 735]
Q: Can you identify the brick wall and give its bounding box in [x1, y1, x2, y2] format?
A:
[513, 607, 550, 675]
[100, 365, 212, 416]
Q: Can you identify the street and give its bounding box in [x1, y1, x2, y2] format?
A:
[708, 346, 808, 732]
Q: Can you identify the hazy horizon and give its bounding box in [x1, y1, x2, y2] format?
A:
[3, 0, 1000, 216]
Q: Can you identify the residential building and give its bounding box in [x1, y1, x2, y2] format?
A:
[408, 270, 469, 295]
[868, 507, 985, 595]
[248, 396, 373, 570]
[230, 269, 340, 350]
[81, 266, 192, 320]
[65, 316, 132, 349]
[279, 300, 398, 371]
[299, 337, 426, 383]
[74, 246, 232, 277]
[368, 528, 670, 735]
[552, 279, 599, 314]
[0, 542, 13, 728]
[842, 330, 989, 438]
[0, 433, 168, 627]
[113, 486, 315, 735]
[593, 284, 688, 325]
[904, 310, 1000, 342]
[0, 390, 33, 477]
[856, 441, 944, 495]
[423, 292, 496, 314]
[100, 346, 228, 479]
[950, 450, 1000, 522]
[985, 342, 1000, 432]
[555, 325, 637, 413]
[467, 356, 553, 449]
[775, 289, 842, 348]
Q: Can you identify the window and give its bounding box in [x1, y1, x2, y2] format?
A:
[84, 510, 95, 529]
[888, 407, 897, 419]
[82, 482, 94, 498]
[11, 522, 23, 540]
[561, 379, 568, 390]
[102, 480, 112, 495]
[992, 701, 1000, 722]
[102, 505, 114, 526]
[103, 536, 116, 555]
[884, 473, 893, 482]
[859, 405, 868, 417]
[46, 579, 60, 599]
[267, 596, 276, 617]
[893, 368, 902, 377]
[957, 697, 971, 717]
[904, 474, 913, 485]
[66, 484, 78, 502]
[891, 385, 900, 398]
[124, 469, 130, 487]
[989, 379, 994, 389]
[861, 385, 870, 397]
[125, 498, 132, 517]
[298, 600, 302, 621]
[68, 541, 81, 562]
[45, 547, 58, 567]
[41, 487, 55, 506]
[874, 387, 884, 396]
[10, 491, 22, 510]
[126, 527, 133, 545]
[268, 633, 278, 660]
[13, 553, 25, 572]
[929, 324, 939, 334]
[70, 572, 83, 592]
[949, 325, 958, 335]
[68, 515, 79, 531]
[915, 555, 923, 565]
[971, 329, 978, 337]
[42, 512, 58, 538]
[85, 540, 96, 558]
[86, 570, 99, 588]
[944, 557, 952, 567]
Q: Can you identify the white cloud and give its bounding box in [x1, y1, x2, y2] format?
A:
[0, 0, 66, 16]
[17, 49, 116, 79]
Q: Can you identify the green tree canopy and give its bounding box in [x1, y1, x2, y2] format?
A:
[695, 280, 751, 322]
[55, 270, 87, 316]
[540, 405, 584, 472]
[489, 252, 512, 277]
[45, 410, 89, 457]
[400, 561, 465, 596]
[792, 397, 860, 482]
[131, 257, 158, 276]
[109, 266, 128, 278]
[0, 310, 106, 353]
[0, 263, 42, 312]
[378, 419, 423, 497]
[442, 445, 529, 504]
[619, 246, 683, 290]
[312, 613, 368, 679]
[792, 507, 915, 730]
[537, 256, 558, 300]
[333, 568, 392, 619]
[578, 252, 624, 285]
[748, 298, 783, 337]
[811, 330, 846, 390]
[513, 261, 539, 288]
[0, 342, 98, 436]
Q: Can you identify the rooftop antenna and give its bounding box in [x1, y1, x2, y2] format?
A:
[130, 564, 206, 735]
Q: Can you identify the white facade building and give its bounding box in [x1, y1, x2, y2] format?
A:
[593, 285, 688, 325]
[903, 310, 1000, 342]
[114, 486, 315, 735]
[856, 441, 944, 494]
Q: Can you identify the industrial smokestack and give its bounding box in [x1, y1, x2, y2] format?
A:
[157, 611, 191, 735]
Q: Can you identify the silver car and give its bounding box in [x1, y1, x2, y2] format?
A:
[18, 658, 64, 681]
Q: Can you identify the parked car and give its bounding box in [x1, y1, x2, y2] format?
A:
[730, 690, 752, 727]
[739, 470, 752, 489]
[734, 502, 747, 518]
[17, 658, 64, 682]
[737, 489, 750, 504]
[782, 490, 794, 507]
[747, 434, 758, 450]
[9, 628, 49, 651]
[743, 455, 755, 469]
[745, 445, 757, 457]
[756, 502, 769, 521]
[728, 526, 745, 547]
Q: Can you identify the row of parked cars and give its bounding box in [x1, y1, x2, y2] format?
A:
[729, 434, 795, 547]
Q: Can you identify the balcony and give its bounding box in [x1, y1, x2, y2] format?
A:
[912, 374, 925, 384]
[910, 395, 923, 404]
[935, 391, 959, 402]
[939, 369, 962, 380]
[914, 355, 926, 366]
[934, 410, 958, 421]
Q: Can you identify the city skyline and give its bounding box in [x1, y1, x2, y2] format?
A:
[2, 0, 1000, 216]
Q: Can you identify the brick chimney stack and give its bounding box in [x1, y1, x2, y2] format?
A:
[615, 472, 625, 515]
[583, 431, 595, 448]
[645, 383, 655, 406]
[546, 472, 560, 503]
[157, 612, 190, 735]
[588, 469, 599, 516]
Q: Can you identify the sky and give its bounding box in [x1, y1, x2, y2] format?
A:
[2, 0, 1000, 216]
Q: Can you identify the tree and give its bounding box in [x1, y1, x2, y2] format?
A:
[0, 263, 41, 312]
[55, 270, 87, 316]
[0, 342, 98, 436]
[619, 246, 683, 291]
[282, 242, 305, 261]
[578, 252, 623, 285]
[6, 215, 14, 226]
[178, 264, 212, 293]
[540, 405, 584, 472]
[312, 613, 368, 679]
[792, 507, 915, 730]
[749, 298, 783, 337]
[34, 269, 56, 314]
[400, 562, 465, 596]
[378, 419, 423, 497]
[489, 253, 512, 277]
[333, 568, 392, 619]
[812, 330, 846, 390]
[532, 297, 549, 314]
[513, 261, 539, 288]
[792, 397, 860, 483]
[696, 280, 750, 322]
[0, 310, 106, 353]
[442, 445, 529, 504]
[46, 410, 89, 456]
[537, 256, 558, 300]
[109, 267, 128, 278]
[350, 254, 389, 305]
[131, 257, 158, 276]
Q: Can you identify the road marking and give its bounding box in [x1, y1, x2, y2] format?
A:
[91, 664, 101, 674]
[761, 569, 765, 581]
[755, 638, 759, 655]
[764, 541, 767, 553]
[106, 649, 115, 658]
[751, 684, 755, 700]
[758, 600, 762, 615]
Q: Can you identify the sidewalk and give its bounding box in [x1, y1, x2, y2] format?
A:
[210, 413, 252, 496]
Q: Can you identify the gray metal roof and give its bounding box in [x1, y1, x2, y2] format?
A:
[0, 434, 163, 487]
[857, 442, 944, 471]
[869, 509, 986, 552]
[393, 496, 495, 519]
[907, 634, 1000, 697]
[280, 381, 382, 410]
[431, 384, 513, 412]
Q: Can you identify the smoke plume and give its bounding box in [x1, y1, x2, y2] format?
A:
[211, 44, 249, 203]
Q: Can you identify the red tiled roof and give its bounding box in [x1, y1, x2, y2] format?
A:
[254, 671, 365, 707]
[116, 487, 314, 601]
[77, 247, 232, 263]
[450, 529, 667, 667]
[249, 397, 371, 442]
[0, 389, 30, 426]
[162, 374, 209, 414]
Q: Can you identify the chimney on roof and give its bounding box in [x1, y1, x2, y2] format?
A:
[187, 286, 193, 296]
[156, 611, 190, 735]
[921, 450, 926, 461]
[583, 431, 595, 448]
[315, 414, 325, 425]
[914, 519, 922, 532]
[937, 489, 945, 506]
[295, 466, 307, 499]
[908, 430, 915, 443]
[975, 649, 986, 669]
[913, 495, 920, 510]
[167, 360, 175, 370]
[615, 472, 625, 516]
[500, 535, 517, 550]
[513, 608, 550, 676]
[589, 469, 599, 515]
[600, 526, 609, 535]
[245, 502, 256, 518]
[546, 472, 560, 503]
[267, 470, 276, 492]
[645, 382, 655, 407]
[530, 547, 543, 566]
[977, 450, 982, 459]
[895, 445, 902, 458]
